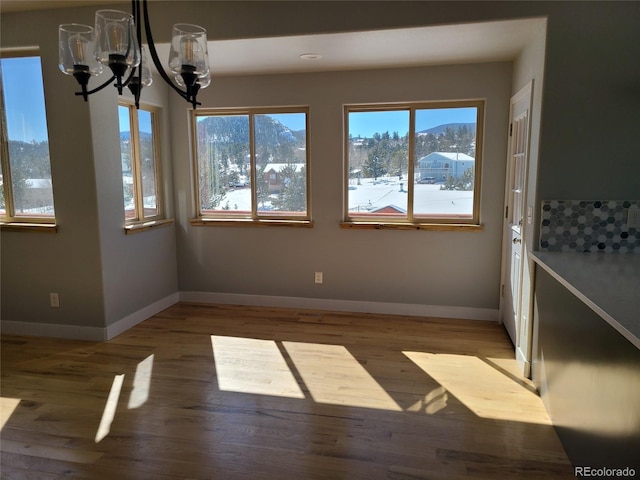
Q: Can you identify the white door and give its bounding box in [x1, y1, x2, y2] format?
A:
[500, 82, 533, 375]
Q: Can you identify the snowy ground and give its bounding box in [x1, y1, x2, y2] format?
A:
[215, 176, 473, 216]
[347, 177, 473, 215]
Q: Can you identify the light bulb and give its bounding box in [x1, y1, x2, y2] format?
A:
[180, 35, 199, 67]
[68, 34, 89, 64]
[106, 21, 127, 55]
[169, 24, 208, 76]
[95, 10, 139, 68]
[59, 23, 102, 76]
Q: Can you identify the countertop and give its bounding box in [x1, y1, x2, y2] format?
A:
[531, 251, 640, 349]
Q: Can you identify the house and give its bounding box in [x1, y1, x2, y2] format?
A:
[262, 163, 305, 192]
[1, 0, 638, 475]
[370, 204, 406, 215]
[417, 151, 475, 182]
[19, 178, 54, 213]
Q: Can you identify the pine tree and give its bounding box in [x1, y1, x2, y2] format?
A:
[272, 164, 306, 212]
[363, 153, 387, 180]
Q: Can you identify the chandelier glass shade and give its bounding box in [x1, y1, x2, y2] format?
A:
[94, 9, 140, 87]
[58, 23, 104, 96]
[58, 0, 210, 108]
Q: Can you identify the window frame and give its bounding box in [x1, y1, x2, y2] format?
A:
[118, 100, 165, 229]
[190, 106, 312, 227]
[0, 49, 56, 229]
[342, 100, 484, 230]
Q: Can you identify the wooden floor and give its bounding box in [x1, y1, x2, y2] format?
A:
[1, 303, 572, 479]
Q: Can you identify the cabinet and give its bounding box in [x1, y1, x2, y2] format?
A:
[533, 267, 640, 470]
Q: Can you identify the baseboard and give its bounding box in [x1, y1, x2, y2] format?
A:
[0, 320, 105, 341]
[1, 292, 496, 341]
[179, 291, 499, 322]
[516, 348, 532, 378]
[105, 292, 180, 340]
[1, 292, 180, 342]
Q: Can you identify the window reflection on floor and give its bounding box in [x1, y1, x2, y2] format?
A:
[211, 336, 305, 399]
[403, 351, 551, 424]
[0, 397, 21, 431]
[283, 341, 402, 411]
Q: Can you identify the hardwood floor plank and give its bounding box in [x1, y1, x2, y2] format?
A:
[1, 303, 573, 479]
[0, 440, 103, 464]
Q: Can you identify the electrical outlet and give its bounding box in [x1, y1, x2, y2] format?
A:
[628, 205, 640, 229]
[314, 272, 323, 284]
[50, 293, 60, 308]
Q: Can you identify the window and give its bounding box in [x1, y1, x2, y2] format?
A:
[344, 101, 484, 228]
[118, 101, 163, 225]
[191, 107, 310, 226]
[0, 53, 55, 226]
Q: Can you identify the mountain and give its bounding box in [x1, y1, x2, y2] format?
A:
[120, 131, 153, 142]
[197, 115, 298, 145]
[418, 123, 476, 135]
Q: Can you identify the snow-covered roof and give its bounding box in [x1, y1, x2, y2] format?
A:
[420, 152, 474, 162]
[262, 163, 305, 173]
[370, 204, 407, 214]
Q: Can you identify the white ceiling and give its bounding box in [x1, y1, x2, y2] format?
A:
[199, 18, 543, 76]
[1, 0, 544, 76]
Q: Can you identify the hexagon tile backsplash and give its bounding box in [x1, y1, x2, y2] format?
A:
[540, 200, 640, 253]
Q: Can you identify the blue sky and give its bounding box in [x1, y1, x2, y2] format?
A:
[2, 56, 475, 142]
[1, 56, 153, 142]
[266, 113, 306, 131]
[1, 57, 49, 143]
[119, 106, 152, 134]
[349, 107, 477, 138]
[270, 109, 477, 137]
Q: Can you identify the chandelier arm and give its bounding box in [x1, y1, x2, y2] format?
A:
[134, 0, 141, 42]
[76, 75, 117, 96]
[132, 64, 142, 109]
[130, 0, 142, 108]
[141, 0, 189, 101]
[121, 65, 137, 89]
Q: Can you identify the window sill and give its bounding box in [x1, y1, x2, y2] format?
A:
[340, 221, 483, 231]
[191, 218, 313, 228]
[124, 218, 174, 235]
[0, 222, 58, 233]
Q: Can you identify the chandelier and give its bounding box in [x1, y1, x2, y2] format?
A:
[58, 0, 210, 109]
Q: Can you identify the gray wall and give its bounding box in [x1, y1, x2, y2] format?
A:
[2, 1, 639, 334]
[1, 7, 106, 328]
[0, 6, 178, 331]
[90, 83, 178, 327]
[172, 63, 512, 309]
[537, 3, 640, 201]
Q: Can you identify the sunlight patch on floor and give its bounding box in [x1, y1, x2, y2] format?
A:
[0, 397, 21, 431]
[406, 385, 449, 414]
[211, 336, 305, 398]
[283, 342, 402, 411]
[95, 374, 125, 443]
[128, 354, 154, 409]
[403, 352, 551, 424]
